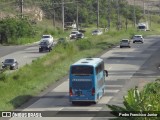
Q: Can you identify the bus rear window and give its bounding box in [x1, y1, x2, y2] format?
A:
[71, 66, 93, 76]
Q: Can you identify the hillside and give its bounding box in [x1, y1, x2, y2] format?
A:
[1, 0, 160, 45]
[0, 0, 159, 24]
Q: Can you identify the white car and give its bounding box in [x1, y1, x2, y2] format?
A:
[40, 35, 54, 44]
[133, 35, 144, 43]
[120, 39, 131, 48]
[92, 29, 103, 35]
[69, 31, 79, 39]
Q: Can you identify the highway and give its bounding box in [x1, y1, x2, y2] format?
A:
[1, 35, 160, 120]
[0, 43, 50, 68]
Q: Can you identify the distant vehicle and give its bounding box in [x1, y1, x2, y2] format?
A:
[76, 33, 84, 39]
[78, 29, 86, 33]
[2, 58, 18, 70]
[69, 58, 108, 104]
[120, 39, 131, 48]
[39, 41, 53, 52]
[92, 29, 103, 35]
[69, 31, 80, 39]
[133, 35, 144, 43]
[57, 38, 66, 44]
[137, 22, 149, 31]
[40, 35, 54, 44]
[39, 35, 54, 52]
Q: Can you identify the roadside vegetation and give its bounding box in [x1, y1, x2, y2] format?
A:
[0, 17, 36, 44]
[107, 78, 160, 120]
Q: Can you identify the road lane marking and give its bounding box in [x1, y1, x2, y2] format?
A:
[105, 85, 122, 87]
[105, 90, 119, 93]
[99, 96, 112, 104]
[108, 66, 112, 70]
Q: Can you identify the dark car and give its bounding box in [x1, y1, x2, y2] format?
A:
[76, 33, 84, 39]
[2, 58, 18, 70]
[39, 41, 53, 52]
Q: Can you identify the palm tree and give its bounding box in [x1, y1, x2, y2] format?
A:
[106, 85, 159, 120]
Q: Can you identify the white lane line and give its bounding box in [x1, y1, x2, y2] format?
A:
[99, 96, 112, 104]
[105, 90, 119, 93]
[22, 108, 63, 111]
[63, 107, 102, 111]
[52, 81, 69, 92]
[105, 85, 122, 87]
[108, 66, 112, 70]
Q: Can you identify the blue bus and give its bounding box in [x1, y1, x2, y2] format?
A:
[69, 58, 108, 104]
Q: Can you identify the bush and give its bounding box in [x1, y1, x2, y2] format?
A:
[0, 73, 6, 81]
[0, 18, 35, 44]
[0, 69, 7, 82]
[76, 39, 92, 50]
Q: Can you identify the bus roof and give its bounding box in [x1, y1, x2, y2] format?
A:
[71, 58, 103, 67]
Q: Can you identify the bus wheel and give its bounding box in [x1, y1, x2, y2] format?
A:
[93, 101, 97, 104]
[72, 101, 77, 105]
[102, 89, 105, 95]
[97, 94, 100, 100]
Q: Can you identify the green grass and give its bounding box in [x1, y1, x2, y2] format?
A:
[1, 21, 160, 111]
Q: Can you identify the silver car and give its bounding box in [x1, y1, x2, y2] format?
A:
[133, 35, 144, 43]
[92, 30, 103, 35]
[120, 39, 131, 48]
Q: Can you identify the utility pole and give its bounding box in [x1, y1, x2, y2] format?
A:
[117, 0, 120, 30]
[97, 0, 99, 29]
[149, 4, 152, 28]
[107, 0, 110, 30]
[20, 0, 24, 18]
[133, 0, 136, 27]
[159, 0, 160, 16]
[52, 1, 56, 29]
[125, 4, 128, 31]
[76, 1, 79, 31]
[62, 0, 64, 32]
[143, 0, 145, 16]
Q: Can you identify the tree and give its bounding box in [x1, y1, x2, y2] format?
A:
[0, 18, 34, 44]
[107, 80, 160, 120]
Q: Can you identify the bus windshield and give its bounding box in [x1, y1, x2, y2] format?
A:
[71, 66, 93, 76]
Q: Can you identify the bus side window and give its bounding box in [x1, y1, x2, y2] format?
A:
[96, 62, 103, 75]
[104, 70, 108, 77]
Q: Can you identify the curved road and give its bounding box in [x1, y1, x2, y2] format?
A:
[1, 36, 160, 120]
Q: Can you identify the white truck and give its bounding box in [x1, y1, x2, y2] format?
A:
[39, 35, 54, 52]
[137, 22, 149, 31]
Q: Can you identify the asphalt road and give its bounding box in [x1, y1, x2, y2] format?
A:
[1, 36, 160, 120]
[0, 43, 37, 58]
[0, 43, 52, 68]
